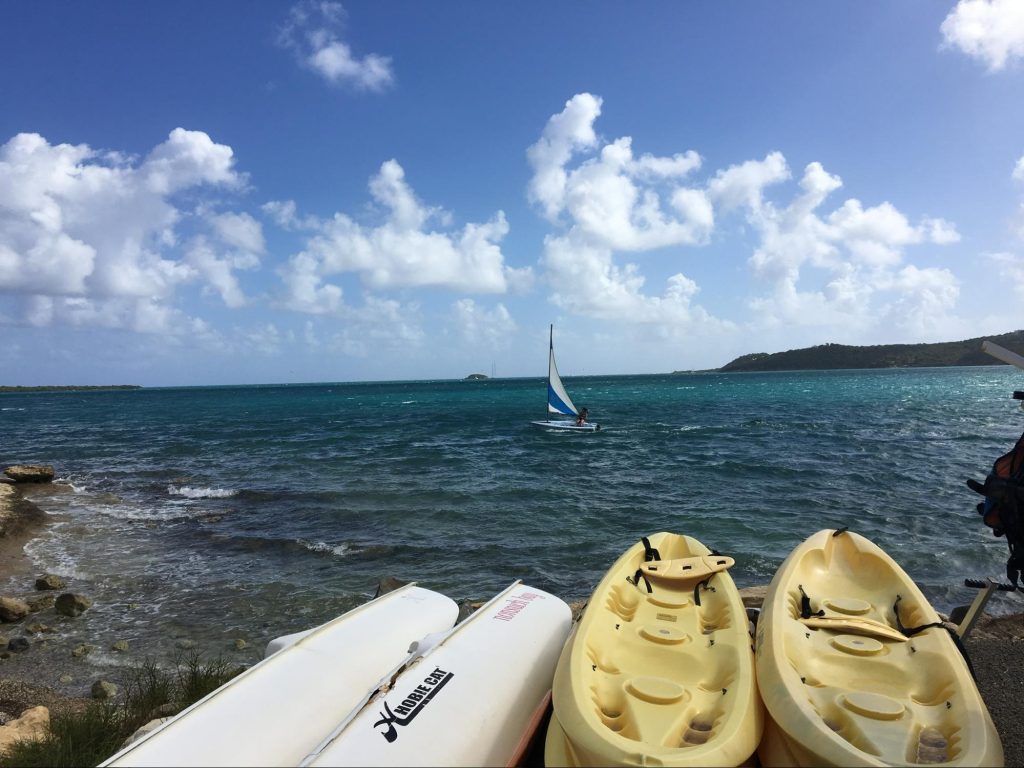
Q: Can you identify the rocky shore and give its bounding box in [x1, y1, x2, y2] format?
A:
[0, 472, 1022, 764]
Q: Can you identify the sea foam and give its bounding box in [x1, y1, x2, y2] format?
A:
[168, 485, 238, 499]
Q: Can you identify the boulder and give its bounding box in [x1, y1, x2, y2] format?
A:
[738, 585, 767, 610]
[91, 680, 117, 700]
[0, 706, 49, 754]
[373, 576, 408, 598]
[3, 465, 54, 483]
[120, 717, 170, 750]
[111, 640, 129, 652]
[25, 623, 49, 635]
[0, 597, 29, 623]
[24, 593, 55, 612]
[54, 593, 92, 617]
[7, 638, 29, 653]
[233, 638, 248, 650]
[34, 574, 65, 591]
[71, 644, 95, 658]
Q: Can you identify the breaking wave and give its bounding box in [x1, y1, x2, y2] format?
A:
[168, 485, 238, 499]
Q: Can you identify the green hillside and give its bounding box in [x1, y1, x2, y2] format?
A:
[717, 331, 1024, 372]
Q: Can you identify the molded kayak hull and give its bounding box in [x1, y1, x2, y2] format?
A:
[305, 582, 572, 767]
[546, 532, 763, 767]
[754, 529, 1003, 767]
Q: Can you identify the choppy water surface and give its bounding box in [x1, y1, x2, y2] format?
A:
[2, 367, 1023, 664]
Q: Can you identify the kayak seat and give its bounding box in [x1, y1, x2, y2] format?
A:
[639, 554, 735, 581]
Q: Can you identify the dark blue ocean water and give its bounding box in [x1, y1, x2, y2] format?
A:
[2, 367, 1023, 663]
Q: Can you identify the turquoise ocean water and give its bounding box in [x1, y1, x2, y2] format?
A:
[2, 366, 1023, 661]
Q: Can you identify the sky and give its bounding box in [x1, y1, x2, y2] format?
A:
[2, 1, 1024, 386]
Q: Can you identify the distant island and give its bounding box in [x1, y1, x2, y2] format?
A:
[0, 385, 142, 393]
[464, 373, 489, 381]
[713, 330, 1024, 373]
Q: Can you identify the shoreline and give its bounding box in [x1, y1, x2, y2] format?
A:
[0, 483, 1022, 764]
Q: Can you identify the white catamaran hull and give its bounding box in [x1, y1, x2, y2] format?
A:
[102, 585, 460, 767]
[531, 420, 600, 432]
[303, 582, 572, 767]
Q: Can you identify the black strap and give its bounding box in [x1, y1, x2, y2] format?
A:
[641, 536, 661, 562]
[631, 569, 653, 593]
[893, 595, 976, 680]
[694, 576, 715, 607]
[798, 585, 824, 619]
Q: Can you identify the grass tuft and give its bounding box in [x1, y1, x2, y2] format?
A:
[2, 653, 244, 767]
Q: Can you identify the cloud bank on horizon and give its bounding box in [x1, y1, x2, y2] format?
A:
[0, 0, 1023, 384]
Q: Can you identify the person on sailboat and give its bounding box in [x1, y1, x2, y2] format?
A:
[576, 407, 589, 427]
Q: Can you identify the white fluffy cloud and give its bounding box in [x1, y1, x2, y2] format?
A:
[720, 156, 961, 337]
[529, 94, 964, 343]
[275, 159, 529, 314]
[451, 299, 516, 347]
[0, 130, 251, 332]
[941, 0, 1024, 71]
[279, 1, 393, 91]
[1015, 155, 1024, 182]
[528, 94, 723, 332]
[528, 94, 709, 251]
[541, 233, 731, 333]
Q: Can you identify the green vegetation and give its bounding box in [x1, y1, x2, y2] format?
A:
[716, 330, 1024, 373]
[464, 373, 489, 380]
[0, 385, 141, 393]
[3, 653, 243, 768]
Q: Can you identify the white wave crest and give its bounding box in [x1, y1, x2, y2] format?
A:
[168, 485, 238, 499]
[297, 539, 351, 557]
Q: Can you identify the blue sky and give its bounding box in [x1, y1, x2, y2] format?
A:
[2, 1, 1024, 385]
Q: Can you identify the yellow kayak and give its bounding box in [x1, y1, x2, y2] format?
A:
[754, 529, 1003, 767]
[545, 532, 763, 767]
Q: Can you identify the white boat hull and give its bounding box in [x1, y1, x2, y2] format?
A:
[304, 582, 572, 767]
[531, 420, 600, 432]
[102, 585, 460, 767]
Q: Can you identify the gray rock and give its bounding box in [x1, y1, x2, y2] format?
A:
[111, 640, 129, 652]
[91, 680, 117, 700]
[3, 465, 55, 483]
[34, 574, 66, 591]
[26, 623, 50, 635]
[373, 576, 408, 598]
[54, 593, 92, 617]
[58, 674, 73, 684]
[24, 593, 55, 612]
[233, 638, 248, 650]
[120, 717, 170, 749]
[7, 637, 29, 653]
[71, 644, 95, 658]
[0, 597, 30, 622]
[175, 638, 196, 650]
[146, 702, 178, 720]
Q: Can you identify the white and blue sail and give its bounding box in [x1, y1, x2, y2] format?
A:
[547, 327, 579, 416]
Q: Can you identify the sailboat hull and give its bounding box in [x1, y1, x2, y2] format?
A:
[531, 420, 600, 432]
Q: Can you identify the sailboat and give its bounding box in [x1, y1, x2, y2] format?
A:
[531, 325, 600, 432]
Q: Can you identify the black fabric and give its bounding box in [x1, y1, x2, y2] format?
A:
[641, 536, 661, 563]
[967, 429, 1024, 587]
[798, 585, 825, 619]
